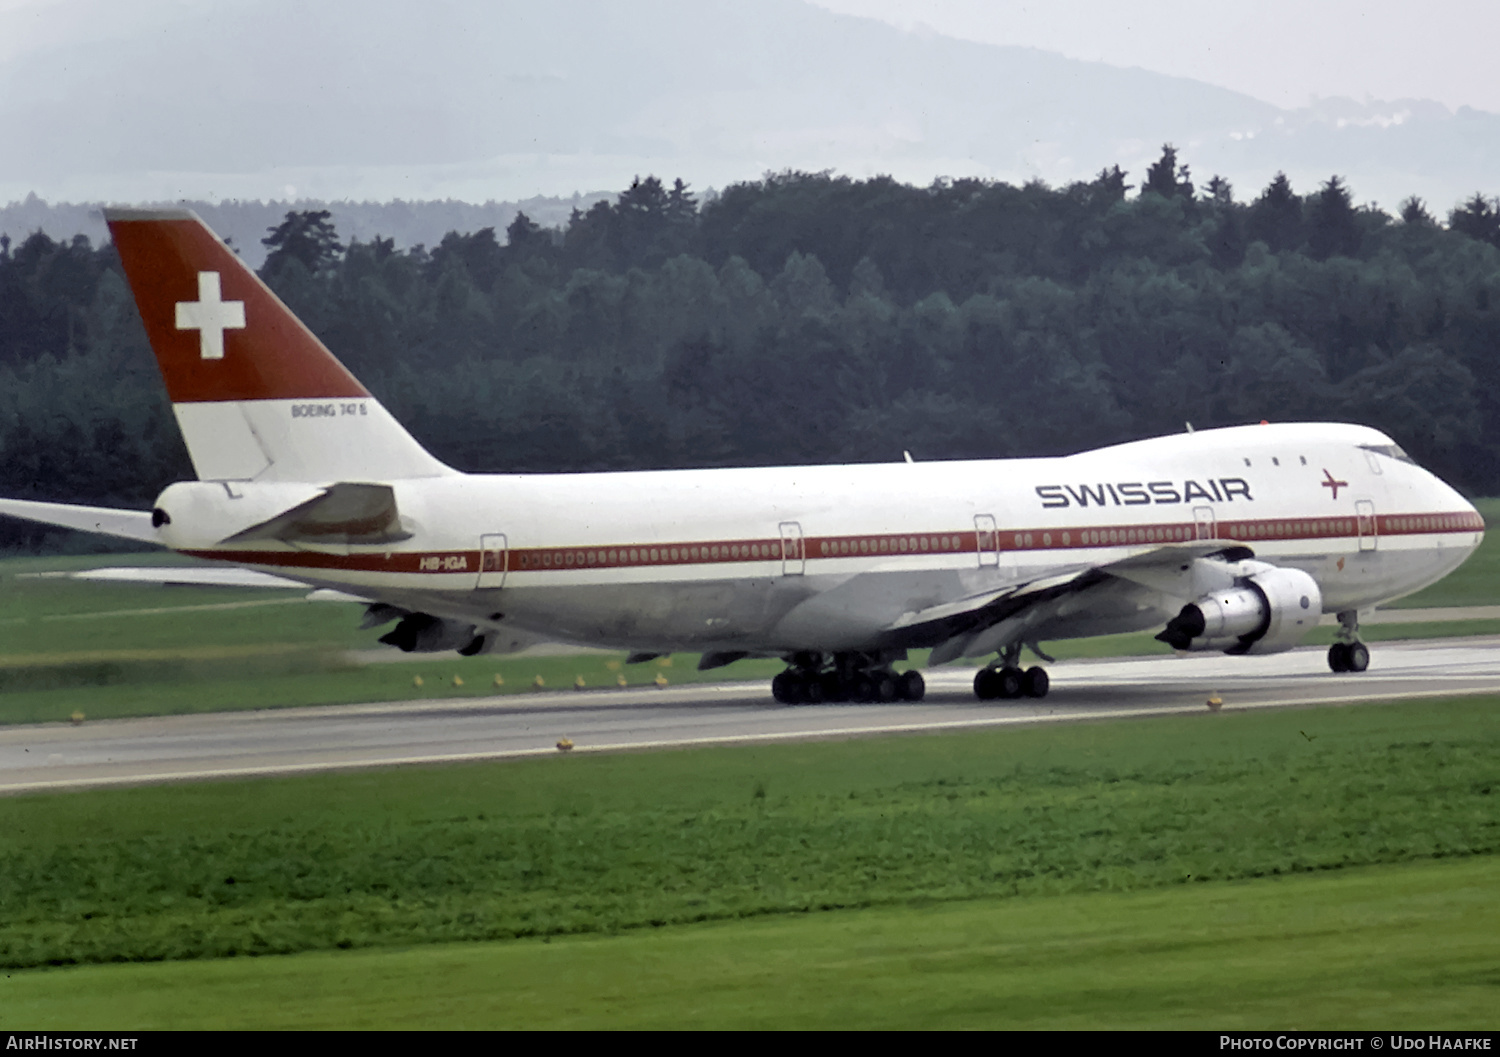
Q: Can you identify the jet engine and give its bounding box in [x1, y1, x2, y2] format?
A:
[378, 613, 485, 654]
[1157, 566, 1322, 655]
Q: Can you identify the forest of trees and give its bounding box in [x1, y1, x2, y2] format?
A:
[3, 147, 1500, 550]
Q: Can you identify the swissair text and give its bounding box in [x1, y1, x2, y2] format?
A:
[1037, 478, 1253, 508]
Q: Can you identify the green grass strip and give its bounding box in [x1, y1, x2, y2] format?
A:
[1, 696, 1495, 971]
[4, 855, 1497, 1029]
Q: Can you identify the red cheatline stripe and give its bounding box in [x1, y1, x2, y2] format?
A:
[182, 509, 1482, 577]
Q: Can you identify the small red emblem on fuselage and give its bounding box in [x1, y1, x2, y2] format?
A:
[1321, 469, 1349, 499]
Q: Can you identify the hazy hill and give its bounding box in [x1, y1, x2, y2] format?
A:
[0, 193, 614, 267]
[1, 0, 1495, 213]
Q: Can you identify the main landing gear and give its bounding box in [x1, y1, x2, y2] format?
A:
[771, 651, 925, 704]
[973, 665, 1049, 700]
[1328, 609, 1370, 673]
[973, 644, 1050, 700]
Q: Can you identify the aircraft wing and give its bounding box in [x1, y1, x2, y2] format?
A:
[69, 565, 314, 589]
[890, 539, 1253, 665]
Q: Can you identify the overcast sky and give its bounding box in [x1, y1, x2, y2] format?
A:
[4, 0, 1496, 114]
[2, 0, 1496, 208]
[811, 0, 1498, 113]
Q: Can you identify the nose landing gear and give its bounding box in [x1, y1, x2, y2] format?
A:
[1328, 610, 1369, 673]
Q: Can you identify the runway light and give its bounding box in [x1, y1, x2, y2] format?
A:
[453, 675, 464, 687]
[617, 673, 628, 687]
[1207, 693, 1223, 712]
[556, 737, 574, 752]
[70, 710, 84, 725]
[493, 673, 504, 687]
[533, 674, 545, 688]
[654, 673, 669, 687]
[413, 675, 423, 688]
[574, 675, 586, 690]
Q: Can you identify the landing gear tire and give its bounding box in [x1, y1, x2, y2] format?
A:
[1022, 666, 1050, 698]
[776, 654, 921, 705]
[975, 666, 1026, 700]
[772, 670, 826, 704]
[1328, 642, 1369, 673]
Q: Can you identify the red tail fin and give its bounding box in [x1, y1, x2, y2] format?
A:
[105, 208, 450, 482]
[107, 208, 367, 403]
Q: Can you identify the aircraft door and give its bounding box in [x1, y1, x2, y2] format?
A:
[1193, 506, 1216, 540]
[974, 514, 1000, 567]
[1356, 500, 1377, 552]
[779, 521, 805, 575]
[478, 533, 508, 589]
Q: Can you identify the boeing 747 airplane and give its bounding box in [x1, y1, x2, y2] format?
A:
[0, 210, 1484, 703]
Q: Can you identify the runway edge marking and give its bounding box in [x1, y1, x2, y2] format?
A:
[2, 684, 1495, 794]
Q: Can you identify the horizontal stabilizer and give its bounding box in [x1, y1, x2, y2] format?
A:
[219, 482, 412, 545]
[0, 497, 159, 543]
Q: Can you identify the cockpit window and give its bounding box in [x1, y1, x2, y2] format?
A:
[1360, 444, 1416, 465]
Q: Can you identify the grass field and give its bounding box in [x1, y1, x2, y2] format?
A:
[0, 696, 1496, 1027]
[1, 696, 1494, 968]
[5, 855, 1496, 1029]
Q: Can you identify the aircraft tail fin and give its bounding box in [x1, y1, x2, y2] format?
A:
[105, 209, 452, 483]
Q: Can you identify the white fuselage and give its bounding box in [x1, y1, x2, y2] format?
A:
[156, 422, 1483, 655]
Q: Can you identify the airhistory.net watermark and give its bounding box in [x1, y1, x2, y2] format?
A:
[5, 1038, 138, 1051]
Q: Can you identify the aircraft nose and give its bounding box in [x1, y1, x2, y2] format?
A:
[1449, 490, 1487, 562]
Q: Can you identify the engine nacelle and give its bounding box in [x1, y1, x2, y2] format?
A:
[378, 613, 482, 654]
[1157, 566, 1322, 655]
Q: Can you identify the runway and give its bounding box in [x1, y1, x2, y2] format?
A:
[3, 635, 1499, 794]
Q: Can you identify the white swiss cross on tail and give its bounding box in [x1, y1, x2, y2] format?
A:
[175, 271, 245, 360]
